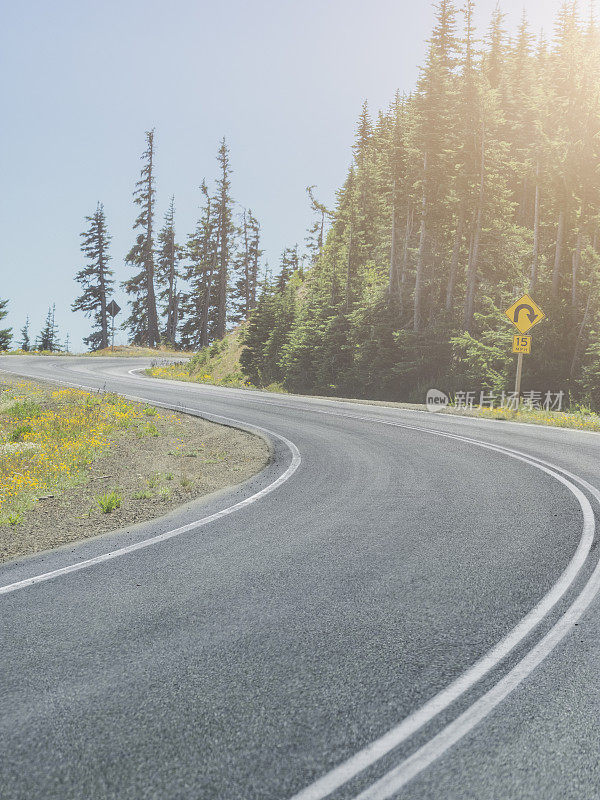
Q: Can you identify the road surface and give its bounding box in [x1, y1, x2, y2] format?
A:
[1, 356, 599, 800]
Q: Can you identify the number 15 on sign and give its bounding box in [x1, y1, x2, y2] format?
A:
[512, 335, 531, 354]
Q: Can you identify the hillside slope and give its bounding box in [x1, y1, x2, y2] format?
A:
[148, 324, 253, 388]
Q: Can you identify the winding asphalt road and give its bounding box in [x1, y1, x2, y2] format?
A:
[1, 356, 599, 800]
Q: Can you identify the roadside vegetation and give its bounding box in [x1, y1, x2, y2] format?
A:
[444, 403, 600, 432]
[147, 328, 600, 433]
[0, 376, 269, 561]
[0, 380, 144, 525]
[147, 324, 284, 392]
[1, 345, 190, 358]
[85, 345, 190, 358]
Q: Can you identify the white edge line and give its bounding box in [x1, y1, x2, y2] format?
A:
[0, 406, 301, 597]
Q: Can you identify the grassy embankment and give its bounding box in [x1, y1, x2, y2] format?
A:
[0, 377, 269, 562]
[0, 379, 174, 525]
[147, 324, 283, 390]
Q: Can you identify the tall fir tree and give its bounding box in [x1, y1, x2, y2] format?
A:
[413, 0, 460, 330]
[305, 186, 332, 265]
[179, 181, 219, 349]
[38, 305, 59, 351]
[123, 129, 161, 346]
[231, 209, 263, 323]
[214, 138, 235, 339]
[19, 316, 30, 351]
[72, 203, 114, 350]
[156, 196, 181, 345]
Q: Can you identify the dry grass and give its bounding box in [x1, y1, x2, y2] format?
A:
[86, 344, 191, 358]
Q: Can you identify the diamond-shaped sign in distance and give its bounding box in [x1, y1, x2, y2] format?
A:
[505, 294, 545, 334]
[106, 300, 121, 318]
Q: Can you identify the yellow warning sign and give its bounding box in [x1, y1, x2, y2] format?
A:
[512, 335, 531, 354]
[505, 294, 546, 334]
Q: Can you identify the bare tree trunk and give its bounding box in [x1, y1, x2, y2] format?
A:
[319, 210, 325, 254]
[242, 211, 250, 317]
[345, 224, 353, 311]
[216, 220, 228, 340]
[570, 290, 592, 379]
[572, 230, 583, 309]
[200, 214, 219, 349]
[251, 248, 259, 309]
[200, 254, 215, 349]
[413, 154, 428, 332]
[399, 205, 411, 314]
[529, 159, 540, 293]
[463, 123, 485, 331]
[166, 214, 177, 344]
[145, 134, 160, 348]
[552, 208, 565, 300]
[445, 210, 464, 313]
[519, 176, 528, 225]
[98, 224, 108, 350]
[387, 181, 398, 299]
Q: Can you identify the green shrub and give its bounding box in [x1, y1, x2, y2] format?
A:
[9, 423, 32, 442]
[6, 399, 41, 420]
[131, 489, 152, 500]
[97, 490, 121, 513]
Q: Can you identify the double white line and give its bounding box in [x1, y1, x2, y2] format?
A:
[288, 418, 598, 800]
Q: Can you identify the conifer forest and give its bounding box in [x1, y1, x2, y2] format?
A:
[244, 1, 600, 408]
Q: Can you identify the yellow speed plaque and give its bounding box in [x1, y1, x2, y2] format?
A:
[512, 335, 531, 354]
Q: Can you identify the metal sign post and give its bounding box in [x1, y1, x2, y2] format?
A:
[514, 352, 524, 397]
[106, 300, 121, 352]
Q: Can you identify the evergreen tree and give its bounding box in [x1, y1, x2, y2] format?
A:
[156, 196, 181, 345]
[277, 246, 301, 291]
[19, 316, 30, 351]
[72, 203, 114, 350]
[305, 186, 332, 265]
[413, 0, 460, 331]
[240, 276, 278, 385]
[232, 3, 600, 409]
[38, 305, 59, 351]
[231, 209, 263, 323]
[247, 211, 262, 309]
[0, 299, 12, 350]
[179, 181, 219, 349]
[123, 129, 160, 346]
[214, 138, 235, 339]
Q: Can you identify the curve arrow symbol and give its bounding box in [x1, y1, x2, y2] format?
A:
[513, 304, 538, 323]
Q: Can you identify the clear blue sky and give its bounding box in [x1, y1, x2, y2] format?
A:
[1, 0, 561, 350]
